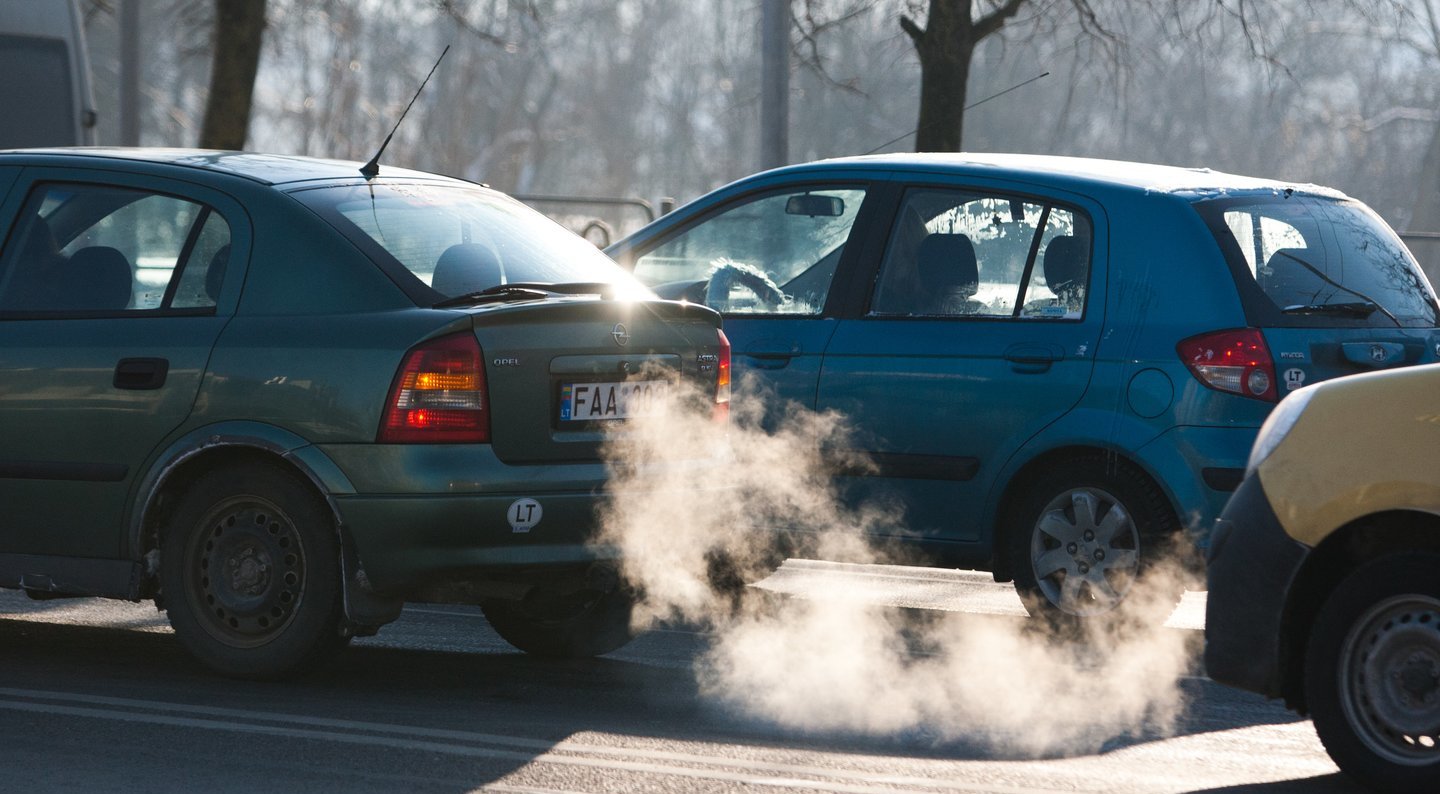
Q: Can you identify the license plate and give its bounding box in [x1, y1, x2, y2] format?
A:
[559, 380, 664, 422]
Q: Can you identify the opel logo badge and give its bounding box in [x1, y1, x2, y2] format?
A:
[611, 323, 630, 346]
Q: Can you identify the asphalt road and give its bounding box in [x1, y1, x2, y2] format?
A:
[0, 561, 1358, 793]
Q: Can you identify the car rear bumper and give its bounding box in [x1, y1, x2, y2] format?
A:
[1203, 472, 1311, 697]
[336, 491, 620, 595]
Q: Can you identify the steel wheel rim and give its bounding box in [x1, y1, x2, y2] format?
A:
[183, 495, 307, 648]
[1338, 594, 1440, 765]
[1029, 487, 1141, 616]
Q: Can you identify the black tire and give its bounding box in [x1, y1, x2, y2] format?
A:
[1304, 553, 1440, 793]
[1007, 455, 1182, 623]
[482, 587, 636, 658]
[160, 463, 346, 679]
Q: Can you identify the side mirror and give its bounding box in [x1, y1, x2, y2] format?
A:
[785, 194, 844, 217]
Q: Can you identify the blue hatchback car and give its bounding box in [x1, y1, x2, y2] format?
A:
[607, 153, 1440, 619]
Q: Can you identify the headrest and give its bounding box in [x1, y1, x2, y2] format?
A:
[63, 246, 132, 311]
[916, 233, 979, 297]
[432, 243, 502, 296]
[1042, 236, 1086, 293]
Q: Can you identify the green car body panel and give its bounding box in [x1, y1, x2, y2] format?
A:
[0, 149, 723, 669]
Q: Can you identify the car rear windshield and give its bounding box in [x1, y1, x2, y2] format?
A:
[296, 183, 647, 300]
[1197, 194, 1439, 328]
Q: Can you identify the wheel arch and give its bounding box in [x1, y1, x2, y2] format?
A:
[1277, 509, 1440, 712]
[991, 444, 1181, 581]
[129, 422, 355, 570]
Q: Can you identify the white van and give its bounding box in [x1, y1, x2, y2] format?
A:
[0, 0, 96, 147]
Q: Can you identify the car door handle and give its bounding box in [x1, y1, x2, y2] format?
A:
[114, 357, 170, 390]
[1003, 344, 1063, 374]
[741, 352, 795, 370]
[742, 340, 802, 370]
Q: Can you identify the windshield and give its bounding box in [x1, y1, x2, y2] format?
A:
[1199, 195, 1439, 327]
[298, 183, 650, 300]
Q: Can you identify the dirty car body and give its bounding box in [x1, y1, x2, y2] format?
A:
[0, 148, 727, 677]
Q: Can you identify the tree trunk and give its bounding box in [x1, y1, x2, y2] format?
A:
[901, 0, 1027, 153]
[200, 0, 267, 151]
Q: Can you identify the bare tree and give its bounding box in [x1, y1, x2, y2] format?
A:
[200, 0, 267, 150]
[901, 0, 1033, 151]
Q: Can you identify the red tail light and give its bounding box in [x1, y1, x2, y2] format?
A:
[714, 329, 731, 422]
[1177, 328, 1277, 402]
[379, 333, 490, 443]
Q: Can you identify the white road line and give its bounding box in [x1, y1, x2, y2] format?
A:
[0, 688, 1072, 794]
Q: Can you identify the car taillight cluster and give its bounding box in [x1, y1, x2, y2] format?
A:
[1177, 328, 1278, 402]
[714, 329, 731, 421]
[379, 332, 490, 443]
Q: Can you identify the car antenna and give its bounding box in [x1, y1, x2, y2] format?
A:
[860, 71, 1049, 156]
[360, 45, 451, 180]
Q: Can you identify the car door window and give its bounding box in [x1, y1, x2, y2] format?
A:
[0, 183, 231, 314]
[869, 188, 1092, 319]
[633, 186, 866, 315]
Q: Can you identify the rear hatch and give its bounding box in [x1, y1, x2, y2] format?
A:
[470, 297, 724, 464]
[1196, 193, 1440, 393]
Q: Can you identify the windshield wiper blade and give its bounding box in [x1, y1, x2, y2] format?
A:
[494, 281, 618, 296]
[433, 286, 551, 308]
[1282, 301, 1379, 318]
[434, 281, 618, 309]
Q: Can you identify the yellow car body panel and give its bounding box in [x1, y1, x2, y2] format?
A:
[1258, 364, 1440, 547]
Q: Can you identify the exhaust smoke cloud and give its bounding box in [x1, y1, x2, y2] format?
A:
[597, 376, 1195, 756]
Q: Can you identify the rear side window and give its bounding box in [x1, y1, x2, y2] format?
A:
[1201, 195, 1438, 327]
[869, 187, 1092, 319]
[0, 183, 231, 315]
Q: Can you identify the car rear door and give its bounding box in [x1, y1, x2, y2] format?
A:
[816, 177, 1108, 545]
[0, 167, 246, 559]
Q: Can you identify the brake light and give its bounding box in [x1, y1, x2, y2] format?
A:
[714, 329, 731, 421]
[379, 333, 490, 443]
[1177, 328, 1277, 402]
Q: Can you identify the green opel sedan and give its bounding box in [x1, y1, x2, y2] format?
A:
[0, 148, 728, 678]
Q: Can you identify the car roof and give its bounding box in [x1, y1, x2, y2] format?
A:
[757, 152, 1348, 201]
[0, 147, 465, 187]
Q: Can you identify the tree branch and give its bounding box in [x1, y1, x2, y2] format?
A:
[435, 0, 518, 49]
[794, 0, 875, 95]
[899, 14, 924, 45]
[974, 0, 1029, 41]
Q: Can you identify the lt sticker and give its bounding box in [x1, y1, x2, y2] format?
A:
[507, 498, 543, 533]
[1284, 368, 1307, 391]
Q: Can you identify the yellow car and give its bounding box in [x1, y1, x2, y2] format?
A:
[1206, 362, 1440, 792]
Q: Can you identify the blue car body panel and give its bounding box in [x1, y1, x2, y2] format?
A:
[609, 153, 1440, 571]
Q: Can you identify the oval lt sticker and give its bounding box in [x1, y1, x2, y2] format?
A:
[507, 498, 543, 533]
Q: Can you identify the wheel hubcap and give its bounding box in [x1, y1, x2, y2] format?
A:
[1341, 595, 1440, 763]
[1030, 488, 1141, 616]
[186, 497, 306, 648]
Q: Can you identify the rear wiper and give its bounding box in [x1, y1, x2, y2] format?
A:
[433, 282, 615, 309]
[1282, 301, 1379, 318]
[1272, 250, 1402, 327]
